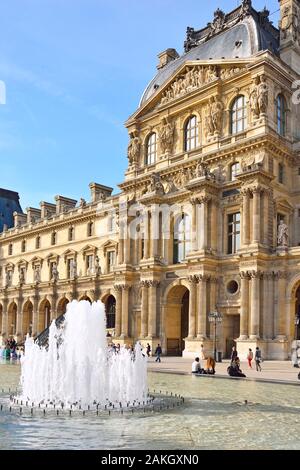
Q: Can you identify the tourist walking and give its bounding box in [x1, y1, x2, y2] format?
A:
[155, 344, 162, 363]
[255, 347, 262, 371]
[146, 343, 151, 357]
[230, 346, 238, 364]
[247, 348, 253, 369]
[200, 344, 205, 361]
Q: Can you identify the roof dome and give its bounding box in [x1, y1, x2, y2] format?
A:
[140, 3, 279, 106]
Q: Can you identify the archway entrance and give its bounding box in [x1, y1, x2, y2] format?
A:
[79, 295, 92, 303]
[105, 295, 116, 329]
[22, 300, 33, 339]
[165, 285, 189, 356]
[8, 302, 17, 337]
[38, 299, 51, 333]
[57, 297, 69, 317]
[295, 286, 300, 340]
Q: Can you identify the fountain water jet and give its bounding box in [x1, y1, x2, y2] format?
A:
[19, 300, 148, 408]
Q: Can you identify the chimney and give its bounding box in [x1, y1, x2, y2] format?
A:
[13, 212, 27, 228]
[278, 0, 300, 73]
[55, 196, 77, 215]
[157, 48, 179, 70]
[26, 207, 42, 224]
[89, 183, 113, 203]
[40, 201, 56, 219]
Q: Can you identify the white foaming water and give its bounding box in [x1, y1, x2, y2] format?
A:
[20, 300, 148, 407]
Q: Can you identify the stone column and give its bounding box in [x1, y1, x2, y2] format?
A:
[250, 271, 261, 339]
[199, 197, 210, 251]
[150, 206, 159, 259]
[32, 293, 39, 336]
[114, 285, 122, 337]
[241, 189, 250, 246]
[263, 190, 270, 246]
[1, 298, 8, 339]
[190, 198, 198, 251]
[148, 281, 159, 338]
[262, 272, 274, 339]
[16, 295, 23, 340]
[252, 188, 261, 244]
[275, 272, 287, 339]
[121, 285, 130, 338]
[197, 275, 207, 339]
[188, 275, 197, 338]
[239, 271, 250, 339]
[144, 210, 150, 259]
[118, 239, 124, 265]
[210, 199, 218, 251]
[140, 281, 149, 338]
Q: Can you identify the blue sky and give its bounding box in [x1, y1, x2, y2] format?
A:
[0, 0, 279, 210]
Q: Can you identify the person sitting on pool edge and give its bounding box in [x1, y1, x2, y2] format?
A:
[227, 357, 246, 378]
[192, 357, 201, 374]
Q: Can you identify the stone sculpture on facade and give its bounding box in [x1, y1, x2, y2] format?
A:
[70, 259, 77, 279]
[19, 268, 25, 285]
[206, 95, 224, 136]
[127, 131, 141, 166]
[279, 5, 300, 43]
[34, 266, 41, 283]
[250, 75, 269, 119]
[159, 117, 175, 154]
[207, 8, 226, 38]
[51, 263, 59, 282]
[5, 270, 12, 287]
[240, 0, 252, 18]
[160, 65, 219, 105]
[94, 255, 101, 275]
[277, 220, 289, 247]
[148, 173, 165, 195]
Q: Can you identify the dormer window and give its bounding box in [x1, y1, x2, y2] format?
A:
[277, 94, 286, 137]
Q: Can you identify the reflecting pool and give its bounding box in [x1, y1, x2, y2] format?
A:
[0, 363, 300, 450]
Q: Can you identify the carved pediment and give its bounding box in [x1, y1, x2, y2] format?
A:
[159, 63, 247, 106]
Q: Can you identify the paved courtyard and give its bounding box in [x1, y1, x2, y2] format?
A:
[148, 357, 300, 385]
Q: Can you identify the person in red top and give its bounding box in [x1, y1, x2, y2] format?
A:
[247, 348, 253, 368]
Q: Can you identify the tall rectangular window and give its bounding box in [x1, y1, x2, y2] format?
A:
[278, 163, 284, 184]
[108, 251, 116, 272]
[228, 212, 240, 254]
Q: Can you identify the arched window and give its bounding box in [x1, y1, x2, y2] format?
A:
[277, 94, 286, 136]
[184, 115, 199, 151]
[231, 95, 247, 134]
[51, 232, 57, 246]
[230, 162, 240, 181]
[21, 240, 26, 253]
[173, 214, 191, 264]
[145, 133, 157, 165]
[87, 221, 94, 237]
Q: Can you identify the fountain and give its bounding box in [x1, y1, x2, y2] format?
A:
[19, 300, 148, 409]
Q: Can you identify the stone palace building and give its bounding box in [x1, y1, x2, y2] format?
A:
[1, 0, 300, 359]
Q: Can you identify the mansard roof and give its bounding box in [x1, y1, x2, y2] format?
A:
[0, 188, 23, 232]
[140, 1, 279, 107]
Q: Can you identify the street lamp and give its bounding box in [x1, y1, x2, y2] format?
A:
[208, 309, 223, 362]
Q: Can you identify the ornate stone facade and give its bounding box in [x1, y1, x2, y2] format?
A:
[1, 2, 300, 360]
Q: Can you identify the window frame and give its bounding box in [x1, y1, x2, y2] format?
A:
[145, 133, 157, 166]
[231, 95, 247, 135]
[184, 115, 199, 152]
[173, 213, 191, 264]
[227, 212, 241, 254]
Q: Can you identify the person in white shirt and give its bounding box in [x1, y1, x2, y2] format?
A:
[192, 357, 201, 374]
